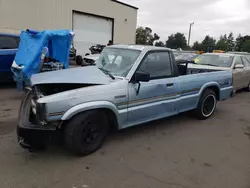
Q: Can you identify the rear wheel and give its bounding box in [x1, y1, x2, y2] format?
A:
[193, 89, 217, 120]
[64, 110, 109, 156]
[245, 82, 250, 92]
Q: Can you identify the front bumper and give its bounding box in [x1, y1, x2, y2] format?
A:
[17, 91, 57, 149]
[17, 126, 55, 149]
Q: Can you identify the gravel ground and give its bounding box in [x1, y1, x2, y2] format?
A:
[0, 85, 250, 188]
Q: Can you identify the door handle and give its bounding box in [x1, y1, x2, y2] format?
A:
[166, 83, 174, 87]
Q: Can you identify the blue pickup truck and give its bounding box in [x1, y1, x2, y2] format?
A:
[0, 33, 20, 82]
[17, 45, 233, 156]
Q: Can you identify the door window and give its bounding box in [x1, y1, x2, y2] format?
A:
[234, 56, 244, 66]
[0, 36, 19, 49]
[242, 57, 250, 67]
[138, 52, 172, 79]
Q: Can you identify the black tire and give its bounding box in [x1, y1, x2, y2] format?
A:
[64, 110, 109, 156]
[245, 82, 250, 92]
[76, 55, 83, 65]
[193, 89, 217, 120]
[231, 90, 236, 97]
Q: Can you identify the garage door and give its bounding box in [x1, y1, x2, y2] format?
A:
[73, 12, 113, 56]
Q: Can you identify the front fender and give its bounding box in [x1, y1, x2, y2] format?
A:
[61, 101, 120, 121]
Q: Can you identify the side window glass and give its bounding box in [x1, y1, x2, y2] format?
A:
[242, 57, 250, 67]
[15, 37, 20, 47]
[234, 56, 244, 66]
[138, 52, 172, 79]
[0, 36, 18, 49]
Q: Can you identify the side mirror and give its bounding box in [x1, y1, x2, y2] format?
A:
[132, 71, 150, 82]
[234, 64, 244, 69]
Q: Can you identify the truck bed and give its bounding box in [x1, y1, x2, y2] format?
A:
[177, 63, 225, 75]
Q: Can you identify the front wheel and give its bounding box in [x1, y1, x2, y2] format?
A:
[64, 110, 109, 156]
[245, 82, 250, 92]
[193, 89, 217, 120]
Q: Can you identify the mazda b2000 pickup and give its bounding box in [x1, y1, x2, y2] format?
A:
[17, 45, 233, 156]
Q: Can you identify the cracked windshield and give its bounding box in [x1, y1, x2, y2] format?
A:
[0, 0, 250, 188]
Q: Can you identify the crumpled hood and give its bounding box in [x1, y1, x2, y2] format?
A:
[31, 66, 111, 85]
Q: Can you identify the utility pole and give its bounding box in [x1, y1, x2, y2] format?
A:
[188, 22, 194, 47]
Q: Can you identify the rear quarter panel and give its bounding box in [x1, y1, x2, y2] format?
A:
[177, 70, 232, 113]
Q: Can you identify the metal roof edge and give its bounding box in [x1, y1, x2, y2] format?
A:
[111, 0, 139, 10]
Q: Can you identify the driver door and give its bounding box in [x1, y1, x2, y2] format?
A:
[126, 51, 179, 127]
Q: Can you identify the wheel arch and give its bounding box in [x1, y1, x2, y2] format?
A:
[61, 101, 120, 130]
[199, 82, 220, 100]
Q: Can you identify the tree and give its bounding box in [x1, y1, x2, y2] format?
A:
[242, 40, 250, 53]
[201, 35, 216, 52]
[235, 34, 242, 51]
[216, 35, 228, 51]
[192, 41, 203, 51]
[227, 32, 235, 51]
[155, 41, 165, 47]
[235, 34, 250, 51]
[223, 34, 227, 41]
[136, 26, 160, 45]
[166, 32, 187, 49]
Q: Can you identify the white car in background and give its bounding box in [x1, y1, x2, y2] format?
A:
[82, 54, 100, 66]
[227, 51, 250, 61]
[82, 51, 123, 67]
[188, 53, 250, 95]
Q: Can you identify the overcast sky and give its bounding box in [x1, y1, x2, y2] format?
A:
[122, 0, 250, 45]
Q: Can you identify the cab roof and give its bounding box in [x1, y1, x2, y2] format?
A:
[107, 44, 173, 52]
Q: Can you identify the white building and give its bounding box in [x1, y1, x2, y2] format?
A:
[0, 0, 138, 55]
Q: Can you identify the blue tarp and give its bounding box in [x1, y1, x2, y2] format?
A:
[12, 29, 73, 77]
[11, 29, 73, 90]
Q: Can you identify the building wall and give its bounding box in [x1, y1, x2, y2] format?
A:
[0, 0, 137, 44]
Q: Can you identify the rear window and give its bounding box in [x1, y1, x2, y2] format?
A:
[0, 35, 19, 49]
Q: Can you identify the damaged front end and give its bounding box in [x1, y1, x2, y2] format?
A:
[17, 82, 98, 149]
[17, 90, 55, 149]
[17, 66, 112, 150]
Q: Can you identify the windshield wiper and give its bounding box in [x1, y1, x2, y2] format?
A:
[98, 67, 115, 80]
[199, 63, 219, 67]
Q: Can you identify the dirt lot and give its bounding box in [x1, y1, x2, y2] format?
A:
[0, 86, 250, 188]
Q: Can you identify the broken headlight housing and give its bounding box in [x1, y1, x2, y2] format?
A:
[36, 102, 47, 125]
[30, 87, 47, 125]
